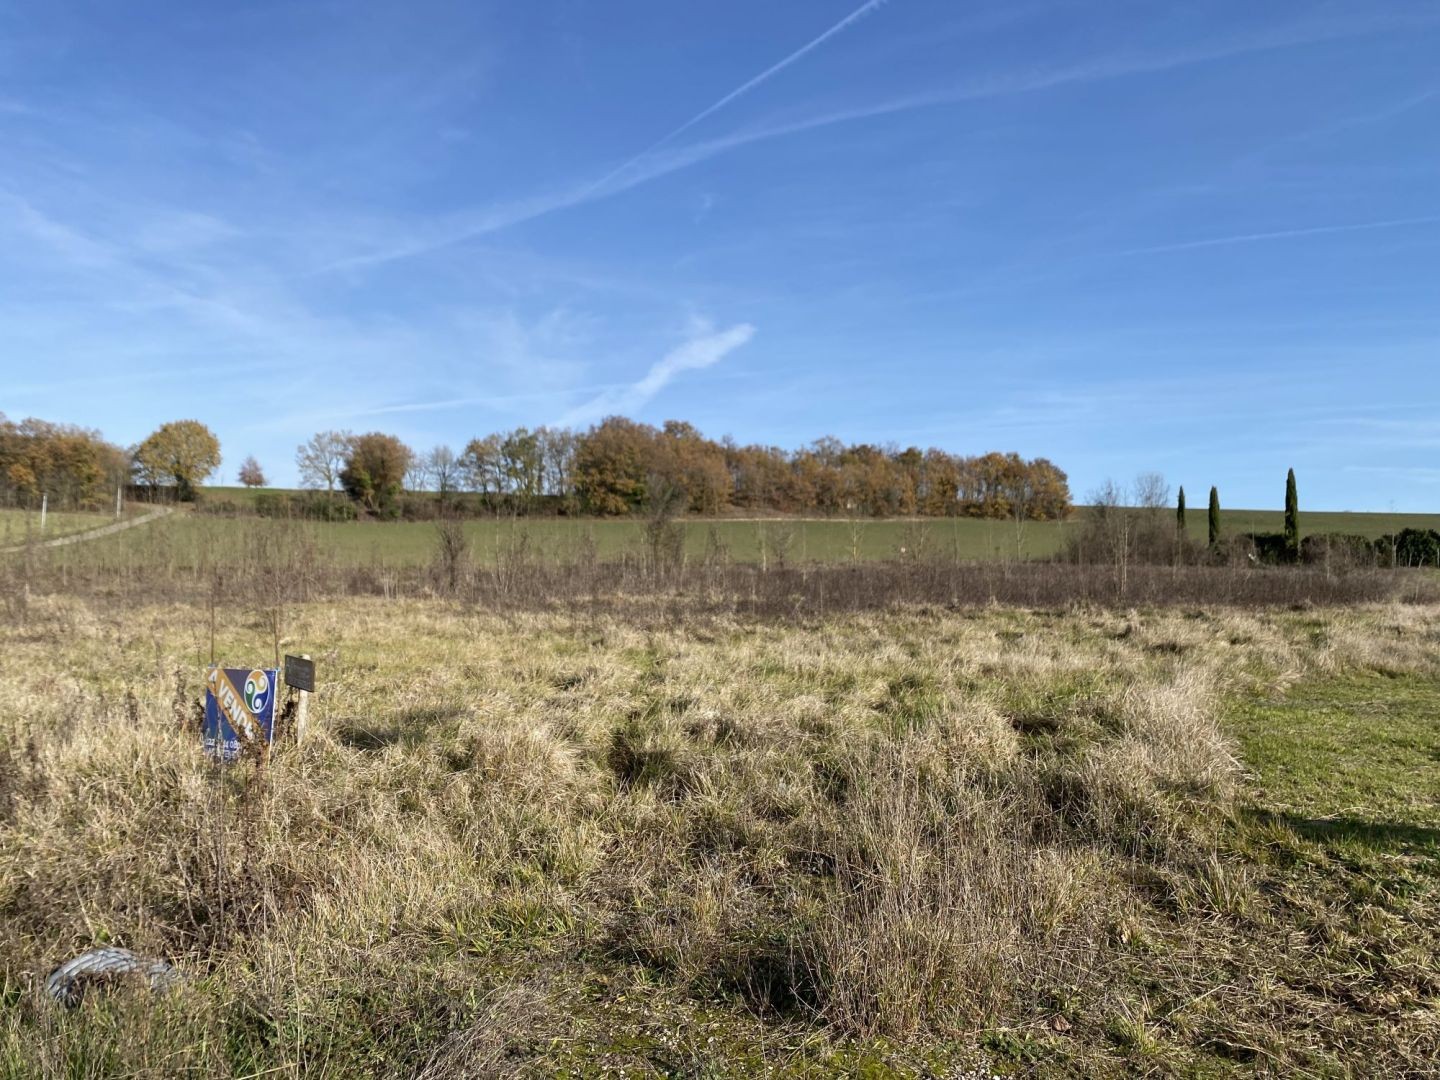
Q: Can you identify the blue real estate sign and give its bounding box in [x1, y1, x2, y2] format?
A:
[204, 666, 278, 761]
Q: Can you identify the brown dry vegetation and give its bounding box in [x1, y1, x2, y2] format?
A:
[4, 513, 1437, 618]
[1, 593, 1438, 1076]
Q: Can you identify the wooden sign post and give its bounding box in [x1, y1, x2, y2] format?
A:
[283, 654, 315, 744]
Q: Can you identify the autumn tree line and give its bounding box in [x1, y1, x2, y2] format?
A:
[0, 414, 222, 509]
[0, 416, 128, 507]
[5, 410, 1437, 571]
[291, 417, 1073, 521]
[0, 411, 1071, 521]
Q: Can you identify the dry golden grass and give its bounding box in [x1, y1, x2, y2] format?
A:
[1, 597, 1438, 1075]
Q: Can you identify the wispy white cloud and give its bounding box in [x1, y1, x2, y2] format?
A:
[1032, 84, 1440, 265]
[5, 362, 257, 399]
[749, 6, 1440, 136]
[4, 192, 114, 268]
[130, 211, 240, 255]
[0, 189, 277, 338]
[1266, 87, 1440, 154]
[1105, 214, 1440, 257]
[557, 322, 756, 427]
[238, 304, 616, 438]
[1, 168, 718, 461]
[302, 383, 614, 424]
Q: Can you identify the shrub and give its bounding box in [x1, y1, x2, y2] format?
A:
[396, 495, 440, 521]
[252, 492, 292, 518]
[1378, 528, 1440, 568]
[1300, 533, 1378, 568]
[192, 496, 249, 518]
[251, 492, 358, 521]
[432, 518, 470, 592]
[1063, 508, 1204, 568]
[1242, 532, 1289, 565]
[299, 493, 357, 522]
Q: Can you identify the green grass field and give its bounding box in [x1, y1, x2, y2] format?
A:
[200, 484, 271, 505]
[0, 507, 137, 546]
[72, 499, 1440, 569]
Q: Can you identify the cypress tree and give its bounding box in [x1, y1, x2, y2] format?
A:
[1208, 486, 1221, 547]
[1284, 468, 1299, 562]
[1176, 486, 1186, 535]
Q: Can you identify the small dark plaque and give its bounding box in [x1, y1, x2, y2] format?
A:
[284, 654, 315, 693]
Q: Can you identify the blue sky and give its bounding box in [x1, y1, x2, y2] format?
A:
[1, 0, 1437, 509]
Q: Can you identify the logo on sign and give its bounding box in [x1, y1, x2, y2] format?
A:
[205, 666, 278, 763]
[244, 670, 270, 715]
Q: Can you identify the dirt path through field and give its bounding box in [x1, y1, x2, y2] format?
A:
[0, 506, 173, 554]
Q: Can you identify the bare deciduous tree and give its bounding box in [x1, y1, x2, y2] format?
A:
[538, 426, 577, 507]
[425, 446, 461, 499]
[1134, 471, 1171, 513]
[1090, 479, 1133, 597]
[296, 431, 353, 493]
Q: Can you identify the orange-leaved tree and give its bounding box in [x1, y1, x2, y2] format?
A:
[340, 432, 412, 510]
[133, 420, 221, 501]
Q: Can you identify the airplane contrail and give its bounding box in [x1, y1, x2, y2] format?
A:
[585, 0, 893, 195]
[1110, 214, 1440, 256]
[663, 0, 891, 146]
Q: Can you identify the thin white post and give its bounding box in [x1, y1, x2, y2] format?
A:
[115, 484, 123, 520]
[295, 654, 310, 745]
[39, 493, 47, 534]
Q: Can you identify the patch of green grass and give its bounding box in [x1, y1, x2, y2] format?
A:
[1193, 508, 1440, 543]
[52, 511, 1063, 569]
[1178, 673, 1440, 1074]
[0, 508, 130, 544]
[1228, 674, 1440, 863]
[93, 501, 1440, 570]
[199, 484, 278, 504]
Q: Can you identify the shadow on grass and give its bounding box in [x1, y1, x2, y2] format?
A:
[335, 705, 466, 750]
[1244, 808, 1440, 855]
[334, 722, 405, 750]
